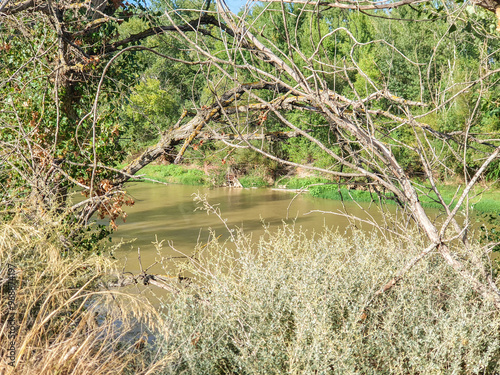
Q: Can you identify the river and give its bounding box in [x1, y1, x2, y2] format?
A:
[112, 183, 401, 277]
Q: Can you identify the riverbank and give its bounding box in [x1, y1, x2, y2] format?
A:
[4, 206, 500, 374]
[130, 163, 500, 214]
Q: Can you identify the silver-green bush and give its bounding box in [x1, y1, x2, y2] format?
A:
[159, 226, 500, 374]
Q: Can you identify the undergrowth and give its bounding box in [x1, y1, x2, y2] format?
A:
[279, 176, 329, 189]
[238, 176, 269, 188]
[308, 183, 500, 214]
[159, 216, 500, 374]
[134, 164, 209, 186]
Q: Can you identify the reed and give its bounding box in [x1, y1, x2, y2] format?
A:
[0, 214, 169, 374]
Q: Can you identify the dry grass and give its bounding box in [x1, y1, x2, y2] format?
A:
[0, 215, 169, 374]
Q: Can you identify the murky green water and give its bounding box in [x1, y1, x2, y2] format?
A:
[111, 183, 497, 308]
[112, 183, 397, 276]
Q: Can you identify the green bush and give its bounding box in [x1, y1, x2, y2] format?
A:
[134, 164, 209, 186]
[239, 176, 269, 188]
[159, 226, 500, 374]
[280, 176, 329, 189]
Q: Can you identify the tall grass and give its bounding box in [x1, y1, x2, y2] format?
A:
[279, 176, 330, 189]
[159, 224, 500, 374]
[0, 215, 168, 374]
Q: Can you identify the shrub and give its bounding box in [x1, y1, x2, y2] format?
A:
[239, 176, 269, 188]
[280, 177, 329, 189]
[159, 225, 500, 374]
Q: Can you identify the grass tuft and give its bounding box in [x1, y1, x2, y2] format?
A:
[279, 176, 330, 189]
[0, 214, 169, 374]
[239, 176, 269, 188]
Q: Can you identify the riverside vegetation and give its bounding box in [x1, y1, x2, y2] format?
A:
[161, 224, 500, 374]
[2, 198, 499, 374]
[2, 0, 500, 373]
[0, 211, 167, 373]
[133, 163, 500, 214]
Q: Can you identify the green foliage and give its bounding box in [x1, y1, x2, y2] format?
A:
[308, 182, 500, 214]
[352, 51, 381, 97]
[123, 78, 177, 144]
[478, 211, 500, 253]
[485, 160, 500, 181]
[238, 176, 269, 188]
[0, 11, 133, 215]
[160, 226, 500, 374]
[136, 164, 210, 186]
[63, 220, 114, 257]
[109, 1, 500, 190]
[309, 184, 382, 203]
[279, 176, 329, 189]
